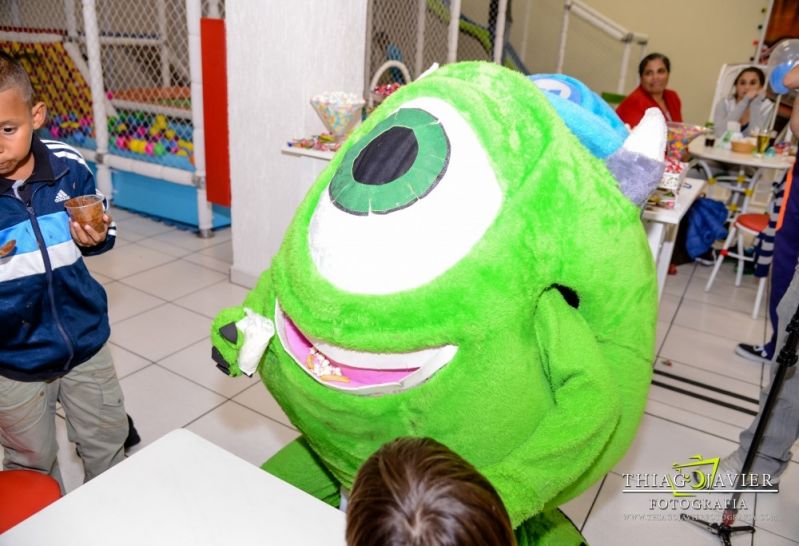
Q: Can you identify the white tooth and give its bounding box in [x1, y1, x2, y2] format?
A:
[622, 107, 666, 161]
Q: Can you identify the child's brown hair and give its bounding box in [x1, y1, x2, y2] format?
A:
[346, 437, 516, 546]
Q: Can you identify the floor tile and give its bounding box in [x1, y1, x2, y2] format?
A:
[754, 461, 799, 541]
[116, 215, 176, 238]
[108, 342, 153, 379]
[660, 324, 763, 385]
[119, 365, 225, 449]
[562, 478, 603, 531]
[614, 414, 737, 478]
[655, 320, 670, 354]
[91, 271, 113, 286]
[105, 282, 165, 324]
[84, 242, 176, 280]
[150, 229, 230, 252]
[684, 274, 767, 318]
[647, 381, 757, 439]
[233, 383, 295, 429]
[158, 338, 259, 398]
[173, 280, 249, 319]
[107, 205, 135, 221]
[658, 293, 681, 324]
[674, 298, 767, 344]
[111, 304, 211, 361]
[753, 528, 799, 546]
[663, 267, 693, 297]
[120, 259, 225, 301]
[135, 236, 195, 258]
[113, 231, 146, 245]
[644, 399, 745, 444]
[185, 401, 299, 468]
[197, 240, 233, 263]
[182, 251, 232, 274]
[654, 357, 760, 403]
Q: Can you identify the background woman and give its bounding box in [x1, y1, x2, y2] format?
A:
[713, 66, 774, 137]
[616, 52, 683, 128]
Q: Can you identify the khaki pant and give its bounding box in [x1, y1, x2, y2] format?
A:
[0, 344, 128, 491]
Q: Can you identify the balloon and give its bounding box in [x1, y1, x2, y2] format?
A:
[770, 63, 792, 94]
[767, 39, 799, 94]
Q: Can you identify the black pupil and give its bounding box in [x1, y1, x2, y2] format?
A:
[352, 126, 418, 186]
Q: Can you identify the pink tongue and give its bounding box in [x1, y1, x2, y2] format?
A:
[282, 314, 417, 387]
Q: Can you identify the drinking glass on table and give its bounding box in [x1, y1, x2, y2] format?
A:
[756, 129, 771, 156]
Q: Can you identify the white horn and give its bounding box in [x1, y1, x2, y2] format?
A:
[623, 107, 667, 161]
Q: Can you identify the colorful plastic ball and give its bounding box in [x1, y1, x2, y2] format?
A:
[165, 129, 176, 140]
[49, 127, 60, 137]
[153, 142, 166, 156]
[144, 142, 155, 156]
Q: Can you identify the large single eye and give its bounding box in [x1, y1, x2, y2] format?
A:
[330, 108, 449, 215]
[308, 97, 502, 295]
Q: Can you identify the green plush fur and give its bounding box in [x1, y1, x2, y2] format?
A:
[212, 62, 656, 545]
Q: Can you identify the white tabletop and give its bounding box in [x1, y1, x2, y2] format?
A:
[281, 145, 335, 161]
[688, 137, 794, 170]
[0, 430, 346, 546]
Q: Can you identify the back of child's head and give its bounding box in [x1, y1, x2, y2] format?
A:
[346, 437, 516, 546]
[0, 52, 34, 107]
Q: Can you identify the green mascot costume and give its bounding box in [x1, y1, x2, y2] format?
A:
[212, 62, 666, 544]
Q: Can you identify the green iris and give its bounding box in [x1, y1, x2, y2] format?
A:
[329, 108, 450, 215]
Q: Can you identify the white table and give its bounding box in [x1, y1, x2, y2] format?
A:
[281, 145, 335, 161]
[0, 430, 346, 546]
[688, 137, 793, 214]
[642, 177, 706, 300]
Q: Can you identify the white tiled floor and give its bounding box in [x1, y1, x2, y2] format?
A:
[7, 207, 799, 544]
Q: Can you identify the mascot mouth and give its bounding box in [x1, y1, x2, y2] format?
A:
[275, 302, 457, 394]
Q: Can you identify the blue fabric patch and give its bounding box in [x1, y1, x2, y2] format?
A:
[0, 212, 71, 256]
[529, 74, 628, 158]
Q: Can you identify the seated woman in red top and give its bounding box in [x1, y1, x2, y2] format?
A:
[616, 53, 683, 128]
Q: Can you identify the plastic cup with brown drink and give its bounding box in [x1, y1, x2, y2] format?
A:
[64, 195, 105, 233]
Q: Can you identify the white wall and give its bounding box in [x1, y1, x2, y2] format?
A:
[508, 0, 764, 125]
[227, 0, 367, 287]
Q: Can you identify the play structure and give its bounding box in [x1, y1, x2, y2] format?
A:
[366, 0, 529, 88]
[556, 0, 648, 95]
[0, 0, 229, 235]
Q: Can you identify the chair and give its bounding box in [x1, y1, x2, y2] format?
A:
[704, 213, 769, 319]
[691, 63, 772, 217]
[0, 470, 61, 532]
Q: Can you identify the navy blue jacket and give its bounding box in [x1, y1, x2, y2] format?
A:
[0, 136, 116, 381]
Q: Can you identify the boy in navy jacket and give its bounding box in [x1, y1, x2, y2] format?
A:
[0, 54, 128, 489]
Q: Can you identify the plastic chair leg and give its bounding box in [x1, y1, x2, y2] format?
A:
[735, 231, 745, 287]
[705, 225, 737, 292]
[752, 276, 767, 319]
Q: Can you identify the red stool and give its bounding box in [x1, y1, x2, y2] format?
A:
[704, 213, 770, 319]
[0, 470, 61, 533]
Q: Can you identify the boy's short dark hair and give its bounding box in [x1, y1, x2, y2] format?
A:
[0, 52, 34, 106]
[346, 437, 516, 546]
